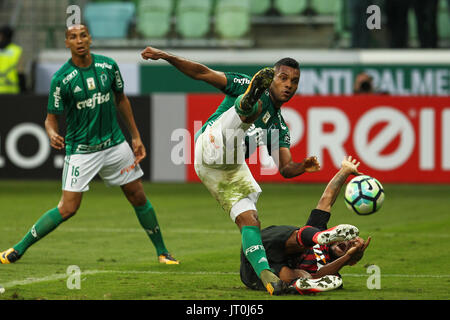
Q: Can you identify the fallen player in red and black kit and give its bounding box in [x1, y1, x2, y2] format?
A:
[240, 156, 371, 294]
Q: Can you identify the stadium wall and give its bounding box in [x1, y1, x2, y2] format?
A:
[5, 49, 449, 183]
[0, 95, 151, 181]
[1, 94, 449, 184]
[36, 49, 450, 96]
[184, 95, 450, 184]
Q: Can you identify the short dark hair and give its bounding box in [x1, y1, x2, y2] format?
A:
[274, 57, 300, 71]
[65, 23, 90, 39]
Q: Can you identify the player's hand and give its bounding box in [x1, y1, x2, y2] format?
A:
[132, 138, 146, 165]
[49, 133, 65, 150]
[346, 236, 371, 266]
[341, 156, 363, 176]
[141, 46, 167, 61]
[303, 156, 321, 173]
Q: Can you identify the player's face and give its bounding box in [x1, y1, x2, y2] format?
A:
[270, 65, 300, 105]
[65, 25, 91, 57]
[330, 240, 351, 257]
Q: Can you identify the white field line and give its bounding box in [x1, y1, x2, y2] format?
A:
[1, 270, 450, 289]
[1, 227, 240, 234]
[1, 227, 449, 238]
[1, 270, 238, 289]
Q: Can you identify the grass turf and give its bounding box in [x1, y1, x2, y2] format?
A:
[0, 180, 449, 301]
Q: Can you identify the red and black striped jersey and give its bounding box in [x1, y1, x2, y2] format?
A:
[295, 244, 333, 274]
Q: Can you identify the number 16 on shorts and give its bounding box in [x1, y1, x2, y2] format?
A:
[71, 165, 80, 187]
[62, 156, 87, 192]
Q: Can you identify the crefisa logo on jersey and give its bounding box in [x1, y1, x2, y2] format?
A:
[233, 77, 250, 86]
[76, 92, 110, 110]
[62, 70, 78, 85]
[53, 87, 61, 108]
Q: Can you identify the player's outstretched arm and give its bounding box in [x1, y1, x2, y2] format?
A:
[276, 147, 321, 178]
[316, 156, 362, 212]
[141, 46, 227, 90]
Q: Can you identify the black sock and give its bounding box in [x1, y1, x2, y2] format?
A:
[297, 226, 321, 247]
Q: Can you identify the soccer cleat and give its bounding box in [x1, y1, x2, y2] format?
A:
[291, 275, 343, 295]
[158, 252, 179, 265]
[260, 269, 286, 296]
[0, 248, 20, 264]
[314, 224, 359, 245]
[239, 67, 274, 114]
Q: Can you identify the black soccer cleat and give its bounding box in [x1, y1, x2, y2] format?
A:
[239, 67, 274, 114]
[0, 248, 21, 264]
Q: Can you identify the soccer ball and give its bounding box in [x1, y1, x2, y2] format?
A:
[344, 175, 385, 215]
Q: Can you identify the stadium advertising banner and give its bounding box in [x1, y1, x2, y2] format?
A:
[0, 95, 151, 180]
[140, 65, 450, 96]
[185, 95, 450, 183]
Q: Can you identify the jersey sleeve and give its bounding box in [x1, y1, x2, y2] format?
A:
[47, 75, 65, 114]
[111, 61, 124, 93]
[266, 117, 291, 155]
[221, 72, 251, 97]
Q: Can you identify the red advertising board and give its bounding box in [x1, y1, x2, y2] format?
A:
[186, 95, 450, 183]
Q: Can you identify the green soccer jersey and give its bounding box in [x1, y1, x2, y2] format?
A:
[47, 53, 126, 155]
[195, 72, 291, 154]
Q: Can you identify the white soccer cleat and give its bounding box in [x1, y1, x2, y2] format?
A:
[315, 224, 359, 245]
[292, 275, 343, 294]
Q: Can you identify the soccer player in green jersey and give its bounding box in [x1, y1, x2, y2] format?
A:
[141, 46, 321, 295]
[0, 25, 178, 265]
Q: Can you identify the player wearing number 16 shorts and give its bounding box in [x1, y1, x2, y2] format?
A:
[1, 24, 178, 265]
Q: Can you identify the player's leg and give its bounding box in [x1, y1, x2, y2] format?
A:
[296, 209, 359, 247]
[120, 178, 178, 264]
[1, 152, 97, 264]
[233, 203, 285, 296]
[100, 142, 178, 264]
[1, 191, 82, 264]
[239, 245, 267, 291]
[296, 161, 361, 250]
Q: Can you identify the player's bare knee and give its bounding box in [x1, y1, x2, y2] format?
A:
[57, 202, 79, 220]
[235, 211, 260, 229]
[122, 180, 146, 206]
[130, 192, 147, 207]
[125, 188, 146, 206]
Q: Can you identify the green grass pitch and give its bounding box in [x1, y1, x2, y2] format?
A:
[0, 180, 449, 300]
